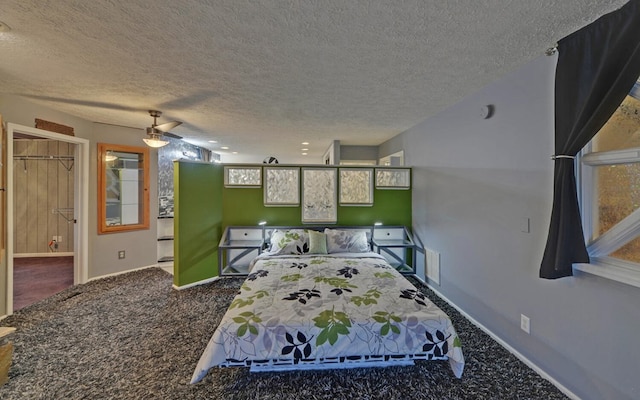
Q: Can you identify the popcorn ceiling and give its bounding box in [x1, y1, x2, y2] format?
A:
[0, 0, 629, 161]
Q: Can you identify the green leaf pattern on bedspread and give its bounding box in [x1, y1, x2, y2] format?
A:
[191, 255, 465, 382]
[314, 307, 352, 346]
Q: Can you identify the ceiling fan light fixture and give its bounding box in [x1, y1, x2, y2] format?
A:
[143, 136, 169, 148]
[143, 110, 180, 148]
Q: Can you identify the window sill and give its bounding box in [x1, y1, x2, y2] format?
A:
[573, 258, 640, 289]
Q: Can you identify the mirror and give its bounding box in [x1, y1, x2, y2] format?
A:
[98, 143, 149, 234]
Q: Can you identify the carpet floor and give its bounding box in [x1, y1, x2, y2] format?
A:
[0, 268, 568, 399]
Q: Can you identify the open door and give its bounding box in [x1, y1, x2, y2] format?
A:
[4, 123, 89, 316]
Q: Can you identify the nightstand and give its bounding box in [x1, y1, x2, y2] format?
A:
[372, 226, 416, 274]
[218, 227, 265, 276]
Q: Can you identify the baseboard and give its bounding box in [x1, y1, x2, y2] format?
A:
[88, 264, 161, 282]
[14, 252, 74, 258]
[412, 276, 580, 400]
[172, 276, 219, 291]
[79, 264, 218, 291]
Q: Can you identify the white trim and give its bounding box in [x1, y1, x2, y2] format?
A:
[6, 124, 90, 316]
[172, 275, 220, 290]
[587, 206, 640, 257]
[14, 252, 74, 258]
[413, 276, 580, 400]
[87, 264, 161, 282]
[581, 148, 640, 165]
[90, 264, 222, 290]
[579, 139, 640, 286]
[574, 259, 640, 289]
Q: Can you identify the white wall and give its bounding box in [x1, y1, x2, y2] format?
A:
[0, 95, 159, 297]
[392, 54, 640, 400]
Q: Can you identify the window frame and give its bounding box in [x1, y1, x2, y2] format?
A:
[576, 81, 640, 288]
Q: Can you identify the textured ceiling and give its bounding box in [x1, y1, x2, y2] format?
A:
[0, 0, 630, 162]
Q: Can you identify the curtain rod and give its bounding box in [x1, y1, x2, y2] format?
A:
[545, 45, 558, 56]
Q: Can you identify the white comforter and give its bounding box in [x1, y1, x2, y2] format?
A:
[191, 253, 464, 382]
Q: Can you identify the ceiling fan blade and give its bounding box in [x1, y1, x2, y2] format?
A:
[154, 120, 182, 132]
[164, 132, 183, 140]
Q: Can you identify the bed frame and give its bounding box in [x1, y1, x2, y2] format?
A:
[220, 352, 449, 372]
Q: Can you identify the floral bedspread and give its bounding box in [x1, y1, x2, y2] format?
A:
[191, 253, 464, 383]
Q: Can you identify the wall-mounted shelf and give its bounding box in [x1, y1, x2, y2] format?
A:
[157, 217, 174, 265]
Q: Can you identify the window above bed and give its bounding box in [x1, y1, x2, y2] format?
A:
[264, 167, 299, 206]
[339, 168, 373, 206]
[375, 168, 410, 189]
[302, 168, 337, 223]
[224, 166, 261, 188]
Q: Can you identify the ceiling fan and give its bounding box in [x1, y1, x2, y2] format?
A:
[144, 110, 182, 148]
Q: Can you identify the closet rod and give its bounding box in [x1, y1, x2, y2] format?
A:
[13, 155, 74, 160]
[14, 155, 75, 171]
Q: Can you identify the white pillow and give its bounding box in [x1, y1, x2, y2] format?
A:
[269, 229, 309, 255]
[324, 229, 370, 253]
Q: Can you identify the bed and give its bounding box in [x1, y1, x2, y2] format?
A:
[190, 228, 464, 383]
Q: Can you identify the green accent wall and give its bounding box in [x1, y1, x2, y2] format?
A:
[222, 181, 412, 227]
[173, 161, 223, 287]
[174, 163, 411, 286]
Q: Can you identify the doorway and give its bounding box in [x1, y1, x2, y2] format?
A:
[12, 136, 76, 310]
[5, 123, 89, 315]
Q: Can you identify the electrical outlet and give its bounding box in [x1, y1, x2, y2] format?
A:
[118, 250, 126, 259]
[520, 314, 530, 334]
[57, 235, 62, 243]
[52, 236, 57, 242]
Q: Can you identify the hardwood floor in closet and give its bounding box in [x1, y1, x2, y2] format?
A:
[13, 256, 73, 311]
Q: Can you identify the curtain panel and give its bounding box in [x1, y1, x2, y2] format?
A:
[540, 0, 640, 279]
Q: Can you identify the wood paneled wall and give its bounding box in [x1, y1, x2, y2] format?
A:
[13, 139, 74, 254]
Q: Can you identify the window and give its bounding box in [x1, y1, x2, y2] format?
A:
[224, 166, 261, 188]
[578, 80, 640, 287]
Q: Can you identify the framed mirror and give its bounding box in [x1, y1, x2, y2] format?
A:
[98, 143, 150, 234]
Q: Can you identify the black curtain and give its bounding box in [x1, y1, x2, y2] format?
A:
[540, 0, 640, 279]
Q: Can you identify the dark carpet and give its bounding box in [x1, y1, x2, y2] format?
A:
[0, 268, 568, 399]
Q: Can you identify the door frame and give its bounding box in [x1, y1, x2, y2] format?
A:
[6, 123, 89, 315]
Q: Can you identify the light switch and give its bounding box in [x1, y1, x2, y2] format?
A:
[520, 217, 530, 233]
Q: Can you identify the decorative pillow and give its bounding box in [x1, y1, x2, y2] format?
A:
[324, 229, 370, 253]
[269, 229, 309, 255]
[308, 230, 328, 254]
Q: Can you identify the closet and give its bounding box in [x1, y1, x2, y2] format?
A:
[12, 138, 74, 309]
